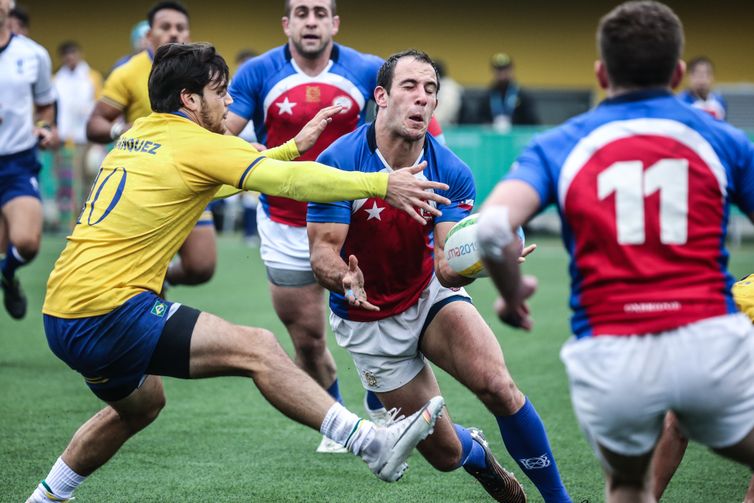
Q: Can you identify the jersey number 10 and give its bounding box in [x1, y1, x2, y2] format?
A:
[598, 159, 688, 245]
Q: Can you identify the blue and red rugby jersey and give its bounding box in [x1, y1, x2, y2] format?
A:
[229, 43, 383, 227]
[506, 89, 754, 338]
[308, 123, 475, 322]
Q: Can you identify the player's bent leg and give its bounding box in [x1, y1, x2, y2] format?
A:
[599, 444, 655, 503]
[650, 411, 689, 500]
[268, 277, 335, 389]
[27, 376, 166, 502]
[187, 310, 443, 480]
[168, 224, 217, 286]
[1, 196, 42, 318]
[422, 300, 570, 503]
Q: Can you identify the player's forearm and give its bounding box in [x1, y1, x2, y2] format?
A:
[435, 257, 474, 288]
[243, 158, 388, 202]
[34, 103, 56, 126]
[310, 246, 349, 293]
[264, 139, 299, 161]
[87, 114, 121, 144]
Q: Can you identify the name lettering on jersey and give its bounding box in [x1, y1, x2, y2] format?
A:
[305, 85, 321, 103]
[624, 302, 681, 313]
[114, 137, 162, 155]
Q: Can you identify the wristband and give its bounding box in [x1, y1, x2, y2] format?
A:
[110, 123, 126, 140]
[35, 120, 52, 131]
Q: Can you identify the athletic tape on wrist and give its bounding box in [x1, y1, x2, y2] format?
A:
[477, 205, 514, 262]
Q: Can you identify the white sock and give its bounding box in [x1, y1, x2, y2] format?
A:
[42, 457, 86, 499]
[320, 402, 377, 455]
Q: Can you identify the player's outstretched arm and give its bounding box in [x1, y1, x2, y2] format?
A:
[242, 159, 450, 224]
[478, 180, 541, 330]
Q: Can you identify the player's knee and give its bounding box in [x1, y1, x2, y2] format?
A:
[12, 234, 40, 260]
[122, 394, 166, 433]
[608, 471, 649, 493]
[292, 330, 327, 359]
[473, 371, 521, 413]
[183, 259, 215, 284]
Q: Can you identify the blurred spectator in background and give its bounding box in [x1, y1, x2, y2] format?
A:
[433, 59, 463, 127]
[678, 56, 727, 120]
[8, 4, 28, 35]
[232, 48, 260, 246]
[111, 20, 150, 71]
[459, 52, 540, 131]
[53, 41, 103, 217]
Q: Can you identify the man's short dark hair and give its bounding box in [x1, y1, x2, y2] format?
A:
[597, 1, 684, 88]
[148, 1, 189, 27]
[58, 41, 80, 56]
[284, 0, 337, 17]
[9, 5, 30, 29]
[687, 56, 713, 73]
[149, 43, 229, 113]
[376, 49, 440, 94]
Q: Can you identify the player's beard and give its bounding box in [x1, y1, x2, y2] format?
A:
[292, 37, 329, 60]
[200, 100, 226, 135]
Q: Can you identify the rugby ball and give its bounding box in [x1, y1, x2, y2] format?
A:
[444, 214, 525, 279]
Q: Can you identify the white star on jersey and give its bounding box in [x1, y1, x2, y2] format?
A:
[276, 97, 297, 115]
[365, 201, 385, 221]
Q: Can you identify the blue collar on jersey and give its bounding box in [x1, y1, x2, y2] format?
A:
[602, 88, 673, 105]
[0, 33, 14, 55]
[170, 110, 191, 120]
[284, 42, 340, 63]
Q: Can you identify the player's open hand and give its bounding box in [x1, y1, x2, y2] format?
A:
[293, 105, 343, 155]
[495, 275, 538, 330]
[342, 255, 379, 311]
[385, 162, 451, 225]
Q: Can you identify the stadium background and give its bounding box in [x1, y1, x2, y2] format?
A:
[21, 0, 754, 87]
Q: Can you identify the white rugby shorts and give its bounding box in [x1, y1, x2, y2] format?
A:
[561, 313, 754, 458]
[257, 208, 311, 271]
[330, 275, 471, 392]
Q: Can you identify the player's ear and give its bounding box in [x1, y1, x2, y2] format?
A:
[179, 89, 199, 111]
[332, 15, 340, 36]
[670, 59, 686, 90]
[282, 16, 291, 37]
[594, 60, 609, 90]
[374, 86, 388, 108]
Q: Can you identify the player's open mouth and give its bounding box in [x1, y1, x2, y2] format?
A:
[302, 34, 320, 41]
[408, 114, 424, 125]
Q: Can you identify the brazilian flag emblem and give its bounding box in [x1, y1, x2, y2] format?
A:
[151, 300, 167, 317]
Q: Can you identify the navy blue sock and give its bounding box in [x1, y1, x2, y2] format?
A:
[326, 378, 343, 404]
[2, 245, 27, 281]
[454, 424, 487, 471]
[496, 398, 571, 503]
[365, 390, 383, 411]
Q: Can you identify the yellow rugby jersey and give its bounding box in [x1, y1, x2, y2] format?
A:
[733, 274, 754, 322]
[44, 112, 388, 318]
[101, 50, 152, 124]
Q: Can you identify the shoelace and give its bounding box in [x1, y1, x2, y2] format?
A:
[382, 407, 406, 427]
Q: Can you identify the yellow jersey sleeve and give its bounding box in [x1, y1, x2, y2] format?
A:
[173, 119, 388, 202]
[733, 274, 754, 322]
[101, 51, 152, 123]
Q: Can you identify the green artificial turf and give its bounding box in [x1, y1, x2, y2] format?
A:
[2, 234, 753, 502]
